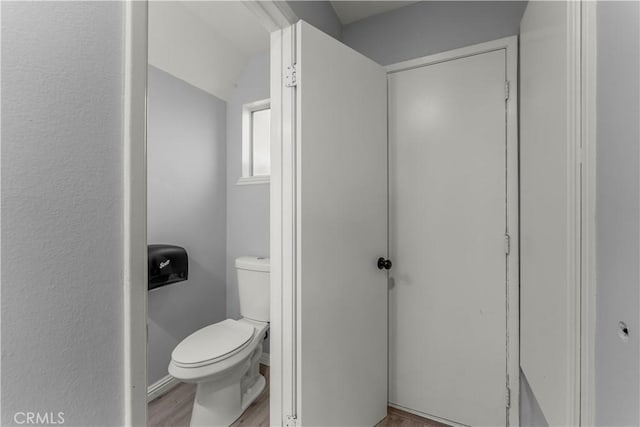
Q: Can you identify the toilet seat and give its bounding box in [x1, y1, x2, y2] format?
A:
[171, 319, 255, 368]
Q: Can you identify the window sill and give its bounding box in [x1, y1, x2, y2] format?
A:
[237, 176, 270, 186]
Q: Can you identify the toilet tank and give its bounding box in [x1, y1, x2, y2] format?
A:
[236, 256, 270, 322]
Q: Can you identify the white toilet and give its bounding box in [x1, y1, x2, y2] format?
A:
[169, 256, 270, 427]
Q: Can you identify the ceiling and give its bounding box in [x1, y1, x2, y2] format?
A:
[330, 1, 418, 25]
[148, 1, 269, 100]
[180, 1, 269, 56]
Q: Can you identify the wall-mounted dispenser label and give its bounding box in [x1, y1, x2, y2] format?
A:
[148, 244, 188, 290]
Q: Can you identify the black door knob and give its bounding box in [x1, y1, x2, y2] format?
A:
[377, 257, 392, 270]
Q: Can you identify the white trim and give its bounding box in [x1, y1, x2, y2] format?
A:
[243, 3, 299, 424]
[566, 2, 583, 425]
[260, 352, 271, 367]
[265, 2, 303, 422]
[123, 2, 148, 427]
[0, 3, 3, 425]
[385, 36, 520, 426]
[244, 98, 271, 110]
[294, 22, 303, 423]
[580, 1, 598, 425]
[385, 36, 517, 75]
[237, 176, 271, 186]
[269, 27, 284, 427]
[147, 375, 180, 403]
[270, 22, 297, 427]
[388, 403, 467, 427]
[242, 0, 297, 33]
[503, 36, 520, 427]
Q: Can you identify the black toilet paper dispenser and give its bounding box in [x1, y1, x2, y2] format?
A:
[148, 244, 188, 290]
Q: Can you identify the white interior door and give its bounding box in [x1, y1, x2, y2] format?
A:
[388, 49, 511, 426]
[294, 21, 388, 426]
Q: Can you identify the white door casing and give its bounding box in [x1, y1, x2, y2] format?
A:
[386, 37, 519, 427]
[123, 2, 148, 426]
[519, 1, 592, 425]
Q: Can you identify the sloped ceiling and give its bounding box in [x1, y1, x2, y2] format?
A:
[181, 1, 269, 56]
[330, 1, 418, 25]
[148, 1, 269, 101]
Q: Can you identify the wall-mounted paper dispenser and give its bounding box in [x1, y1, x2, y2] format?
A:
[148, 244, 188, 290]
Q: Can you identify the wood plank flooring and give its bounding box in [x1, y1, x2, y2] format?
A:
[148, 365, 447, 427]
[375, 407, 448, 427]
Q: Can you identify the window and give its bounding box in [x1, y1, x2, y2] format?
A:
[239, 99, 271, 185]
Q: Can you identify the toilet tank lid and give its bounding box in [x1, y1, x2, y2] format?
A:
[236, 256, 270, 272]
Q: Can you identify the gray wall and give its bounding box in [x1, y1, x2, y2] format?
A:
[147, 66, 228, 385]
[288, 1, 342, 40]
[1, 2, 125, 426]
[341, 1, 527, 66]
[226, 53, 270, 339]
[596, 2, 640, 425]
[520, 370, 548, 426]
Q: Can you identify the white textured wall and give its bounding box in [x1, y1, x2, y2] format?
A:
[341, 1, 526, 65]
[1, 2, 125, 426]
[596, 2, 640, 425]
[147, 66, 228, 385]
[226, 53, 270, 334]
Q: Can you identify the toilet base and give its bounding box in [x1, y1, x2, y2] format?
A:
[189, 374, 266, 427]
[241, 374, 265, 411]
[190, 380, 241, 427]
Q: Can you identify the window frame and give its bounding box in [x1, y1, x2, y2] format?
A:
[238, 98, 271, 185]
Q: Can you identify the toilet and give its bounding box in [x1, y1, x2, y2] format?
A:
[169, 256, 270, 427]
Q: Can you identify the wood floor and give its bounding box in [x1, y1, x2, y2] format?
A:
[148, 365, 447, 427]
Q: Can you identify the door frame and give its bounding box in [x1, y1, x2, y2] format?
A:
[122, 2, 296, 426]
[252, 4, 299, 426]
[123, 1, 148, 426]
[385, 36, 520, 427]
[270, 21, 299, 427]
[579, 2, 598, 424]
[518, 2, 597, 425]
[562, 3, 593, 422]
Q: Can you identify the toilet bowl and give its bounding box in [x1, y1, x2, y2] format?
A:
[168, 256, 270, 427]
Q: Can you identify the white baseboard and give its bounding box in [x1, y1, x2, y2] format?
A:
[260, 352, 270, 366]
[147, 374, 180, 403]
[388, 402, 464, 427]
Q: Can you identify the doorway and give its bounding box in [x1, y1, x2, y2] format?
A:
[387, 39, 519, 427]
[122, 1, 279, 425]
[271, 23, 519, 426]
